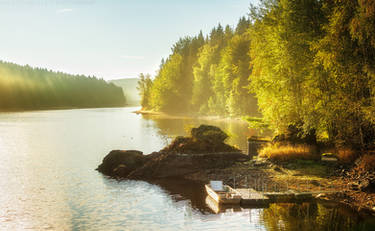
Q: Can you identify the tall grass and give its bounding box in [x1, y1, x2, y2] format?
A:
[259, 143, 319, 162]
[357, 154, 375, 171]
[336, 148, 358, 163]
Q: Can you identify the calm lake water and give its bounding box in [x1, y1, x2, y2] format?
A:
[0, 107, 374, 231]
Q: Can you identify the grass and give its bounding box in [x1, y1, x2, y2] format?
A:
[336, 148, 358, 164]
[357, 153, 375, 171]
[259, 143, 319, 162]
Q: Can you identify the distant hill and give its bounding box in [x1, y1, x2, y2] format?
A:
[0, 61, 126, 111]
[110, 78, 140, 106]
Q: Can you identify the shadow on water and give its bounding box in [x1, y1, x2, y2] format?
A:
[149, 178, 210, 214]
[261, 202, 375, 231]
[102, 175, 375, 231]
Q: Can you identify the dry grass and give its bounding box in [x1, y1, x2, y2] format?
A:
[259, 143, 319, 162]
[336, 148, 358, 163]
[357, 154, 375, 171]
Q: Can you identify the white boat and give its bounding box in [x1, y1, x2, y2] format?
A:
[205, 181, 242, 204]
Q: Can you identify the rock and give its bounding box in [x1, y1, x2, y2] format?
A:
[161, 125, 239, 154]
[112, 164, 129, 177]
[97, 150, 145, 177]
[359, 178, 375, 192]
[191, 124, 228, 143]
[97, 125, 247, 180]
[128, 152, 249, 179]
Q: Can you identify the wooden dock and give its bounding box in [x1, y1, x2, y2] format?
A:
[205, 186, 341, 213]
[233, 188, 270, 207]
[233, 188, 334, 204]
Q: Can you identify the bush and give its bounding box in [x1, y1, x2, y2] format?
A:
[259, 143, 319, 162]
[357, 154, 375, 172]
[336, 148, 358, 164]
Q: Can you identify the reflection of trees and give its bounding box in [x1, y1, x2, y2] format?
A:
[261, 203, 366, 231]
[141, 115, 267, 152]
[149, 178, 211, 214]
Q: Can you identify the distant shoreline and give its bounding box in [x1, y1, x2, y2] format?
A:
[133, 109, 249, 124]
[0, 105, 138, 113]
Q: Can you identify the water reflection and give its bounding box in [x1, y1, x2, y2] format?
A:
[141, 114, 270, 152]
[260, 202, 375, 231]
[0, 107, 374, 230]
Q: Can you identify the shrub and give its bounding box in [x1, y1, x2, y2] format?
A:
[336, 148, 358, 164]
[259, 143, 319, 162]
[357, 154, 375, 172]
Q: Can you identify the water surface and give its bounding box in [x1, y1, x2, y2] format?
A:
[0, 107, 373, 230]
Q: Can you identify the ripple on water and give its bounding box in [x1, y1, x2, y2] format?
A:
[0, 108, 374, 231]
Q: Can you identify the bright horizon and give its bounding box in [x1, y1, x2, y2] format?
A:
[0, 0, 258, 80]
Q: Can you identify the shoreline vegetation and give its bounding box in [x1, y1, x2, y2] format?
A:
[0, 105, 135, 113]
[136, 0, 375, 157]
[131, 0, 375, 219]
[134, 109, 253, 124]
[98, 125, 375, 218]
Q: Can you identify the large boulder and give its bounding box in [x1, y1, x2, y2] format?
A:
[191, 124, 228, 143]
[161, 125, 239, 154]
[96, 150, 145, 177]
[97, 125, 246, 180]
[128, 152, 249, 179]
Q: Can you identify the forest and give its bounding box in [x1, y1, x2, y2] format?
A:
[0, 61, 126, 110]
[138, 0, 375, 149]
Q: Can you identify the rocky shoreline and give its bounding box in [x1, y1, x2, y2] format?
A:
[96, 125, 375, 218]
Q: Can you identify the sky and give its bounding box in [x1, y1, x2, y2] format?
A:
[0, 0, 259, 80]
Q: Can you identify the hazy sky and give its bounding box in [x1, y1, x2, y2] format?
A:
[0, 0, 258, 80]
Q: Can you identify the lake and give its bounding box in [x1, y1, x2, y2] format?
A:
[0, 107, 374, 230]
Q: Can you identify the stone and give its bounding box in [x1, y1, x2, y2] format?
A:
[191, 124, 228, 143]
[96, 150, 145, 177]
[112, 164, 130, 177]
[128, 152, 250, 179]
[359, 178, 375, 192]
[97, 125, 247, 180]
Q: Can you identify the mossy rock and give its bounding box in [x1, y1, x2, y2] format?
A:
[191, 124, 228, 144]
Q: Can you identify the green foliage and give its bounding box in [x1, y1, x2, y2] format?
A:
[249, 0, 325, 134]
[244, 116, 269, 132]
[142, 19, 260, 117]
[139, 0, 375, 149]
[248, 0, 375, 148]
[0, 61, 125, 110]
[312, 0, 375, 147]
[137, 73, 152, 109]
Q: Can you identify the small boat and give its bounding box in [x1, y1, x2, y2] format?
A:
[205, 181, 242, 204]
[205, 196, 242, 213]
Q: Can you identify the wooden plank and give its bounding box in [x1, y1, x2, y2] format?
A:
[233, 188, 270, 206]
